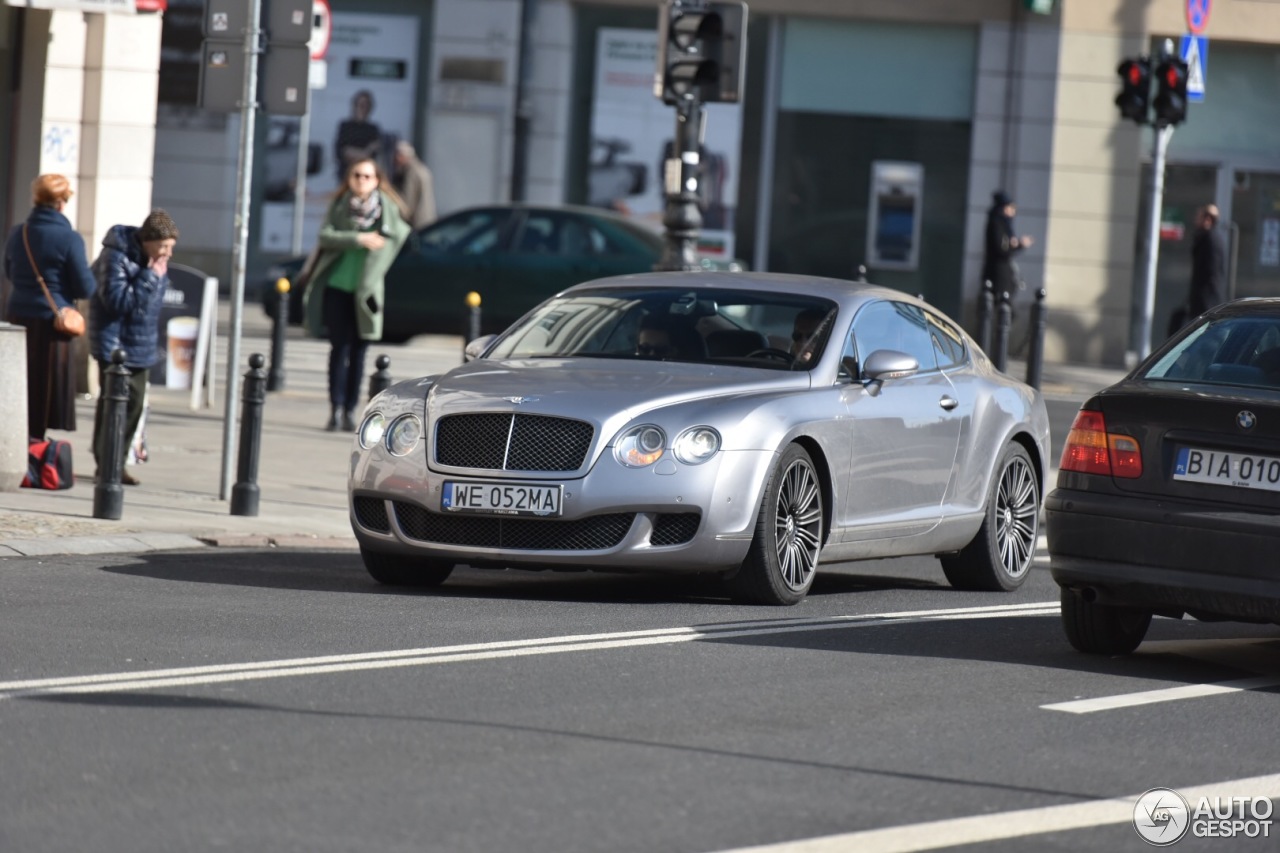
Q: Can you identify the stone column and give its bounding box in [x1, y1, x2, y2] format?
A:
[0, 324, 28, 491]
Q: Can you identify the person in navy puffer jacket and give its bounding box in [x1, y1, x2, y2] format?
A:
[88, 209, 179, 485]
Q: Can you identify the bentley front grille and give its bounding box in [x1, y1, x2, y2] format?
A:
[435, 413, 594, 472]
[394, 502, 634, 551]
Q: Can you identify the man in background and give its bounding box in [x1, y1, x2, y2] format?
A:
[391, 141, 437, 231]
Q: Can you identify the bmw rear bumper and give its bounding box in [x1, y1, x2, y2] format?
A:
[1046, 487, 1280, 622]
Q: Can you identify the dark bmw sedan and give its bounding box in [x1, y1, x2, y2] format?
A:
[1048, 299, 1280, 654]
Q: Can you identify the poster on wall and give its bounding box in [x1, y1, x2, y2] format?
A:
[260, 12, 420, 253]
[590, 28, 743, 260]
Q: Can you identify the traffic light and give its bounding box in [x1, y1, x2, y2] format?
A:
[654, 0, 747, 106]
[1153, 56, 1189, 126]
[1115, 57, 1150, 124]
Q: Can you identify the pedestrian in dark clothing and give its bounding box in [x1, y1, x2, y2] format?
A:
[1167, 204, 1227, 337]
[302, 157, 411, 432]
[2, 174, 96, 438]
[982, 190, 1033, 298]
[88, 209, 180, 485]
[1189, 204, 1226, 316]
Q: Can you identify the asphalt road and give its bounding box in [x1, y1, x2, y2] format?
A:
[3, 542, 1279, 853]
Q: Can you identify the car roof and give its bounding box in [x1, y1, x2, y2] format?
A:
[561, 271, 924, 312]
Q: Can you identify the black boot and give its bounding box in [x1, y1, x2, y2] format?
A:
[325, 407, 341, 432]
[342, 409, 357, 432]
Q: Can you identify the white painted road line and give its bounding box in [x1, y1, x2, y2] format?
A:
[1042, 675, 1280, 714]
[0, 601, 1059, 699]
[707, 773, 1280, 853]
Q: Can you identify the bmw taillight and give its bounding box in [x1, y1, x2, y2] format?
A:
[1059, 410, 1142, 479]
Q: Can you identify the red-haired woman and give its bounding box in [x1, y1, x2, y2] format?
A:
[3, 174, 96, 438]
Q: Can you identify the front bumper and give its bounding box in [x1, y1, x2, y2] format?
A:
[1046, 487, 1280, 622]
[349, 447, 779, 574]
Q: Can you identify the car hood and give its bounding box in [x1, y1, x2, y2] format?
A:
[424, 358, 811, 427]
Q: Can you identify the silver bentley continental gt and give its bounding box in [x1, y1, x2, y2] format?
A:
[349, 272, 1051, 605]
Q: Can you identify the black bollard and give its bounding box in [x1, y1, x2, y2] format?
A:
[856, 264, 868, 283]
[993, 290, 1012, 373]
[368, 354, 392, 401]
[230, 353, 267, 517]
[466, 291, 482, 344]
[978, 280, 995, 354]
[93, 349, 129, 520]
[1025, 288, 1048, 390]
[267, 277, 289, 392]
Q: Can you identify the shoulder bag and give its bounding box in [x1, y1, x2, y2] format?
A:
[22, 223, 85, 337]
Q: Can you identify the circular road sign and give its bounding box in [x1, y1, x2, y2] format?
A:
[311, 0, 332, 61]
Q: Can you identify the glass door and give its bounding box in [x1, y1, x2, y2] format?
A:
[1144, 163, 1218, 344]
[1229, 170, 1280, 300]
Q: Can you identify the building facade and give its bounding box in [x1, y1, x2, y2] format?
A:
[3, 0, 1280, 367]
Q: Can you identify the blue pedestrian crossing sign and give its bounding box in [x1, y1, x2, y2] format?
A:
[1180, 35, 1207, 102]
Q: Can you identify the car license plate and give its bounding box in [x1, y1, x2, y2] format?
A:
[1173, 446, 1280, 492]
[442, 481, 563, 516]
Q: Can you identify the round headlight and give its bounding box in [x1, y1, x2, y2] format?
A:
[359, 412, 387, 449]
[613, 424, 667, 468]
[386, 414, 422, 457]
[673, 426, 721, 464]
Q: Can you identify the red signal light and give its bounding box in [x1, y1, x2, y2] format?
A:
[1165, 67, 1181, 87]
[1127, 65, 1142, 85]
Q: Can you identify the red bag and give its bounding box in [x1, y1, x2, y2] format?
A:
[21, 437, 75, 490]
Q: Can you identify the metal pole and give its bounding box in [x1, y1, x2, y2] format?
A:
[220, 0, 263, 500]
[509, 0, 537, 202]
[655, 96, 704, 272]
[751, 16, 783, 274]
[290, 110, 311, 256]
[978, 279, 994, 354]
[1133, 124, 1173, 363]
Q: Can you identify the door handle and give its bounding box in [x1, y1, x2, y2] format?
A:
[939, 396, 959, 411]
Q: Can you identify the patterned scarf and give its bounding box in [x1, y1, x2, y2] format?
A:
[348, 190, 382, 231]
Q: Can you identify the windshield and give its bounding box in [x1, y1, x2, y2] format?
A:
[486, 287, 838, 370]
[1145, 314, 1280, 388]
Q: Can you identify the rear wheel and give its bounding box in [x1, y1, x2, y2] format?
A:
[360, 547, 454, 587]
[733, 445, 823, 606]
[1060, 587, 1152, 655]
[941, 443, 1039, 591]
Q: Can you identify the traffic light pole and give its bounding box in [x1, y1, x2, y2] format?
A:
[655, 96, 705, 272]
[1126, 123, 1174, 366]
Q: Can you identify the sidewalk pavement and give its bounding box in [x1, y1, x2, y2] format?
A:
[0, 300, 1128, 559]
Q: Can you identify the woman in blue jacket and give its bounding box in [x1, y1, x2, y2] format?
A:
[2, 174, 96, 439]
[87, 210, 180, 485]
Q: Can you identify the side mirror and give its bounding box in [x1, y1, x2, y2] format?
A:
[862, 349, 919, 382]
[464, 334, 497, 362]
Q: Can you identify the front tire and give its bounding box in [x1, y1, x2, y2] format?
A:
[1060, 587, 1152, 655]
[941, 443, 1039, 591]
[361, 547, 454, 587]
[734, 445, 823, 605]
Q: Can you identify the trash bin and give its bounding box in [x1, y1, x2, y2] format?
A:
[0, 323, 28, 491]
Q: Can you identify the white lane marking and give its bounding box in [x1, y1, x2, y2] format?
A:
[0, 601, 1058, 699]
[1043, 638, 1280, 714]
[1042, 676, 1280, 714]
[707, 773, 1280, 853]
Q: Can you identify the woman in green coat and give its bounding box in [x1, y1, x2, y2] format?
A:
[303, 157, 411, 431]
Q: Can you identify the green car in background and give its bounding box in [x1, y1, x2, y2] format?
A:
[262, 203, 742, 343]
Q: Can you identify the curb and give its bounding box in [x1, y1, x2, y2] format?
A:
[0, 532, 358, 559]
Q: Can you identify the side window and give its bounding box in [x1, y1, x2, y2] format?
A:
[420, 210, 509, 256]
[927, 310, 967, 368]
[515, 214, 561, 254]
[851, 301, 938, 372]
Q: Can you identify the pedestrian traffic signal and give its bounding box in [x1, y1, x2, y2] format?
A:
[1153, 56, 1189, 126]
[654, 0, 747, 106]
[1115, 57, 1150, 124]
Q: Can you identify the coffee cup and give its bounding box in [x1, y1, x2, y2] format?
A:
[166, 316, 200, 389]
